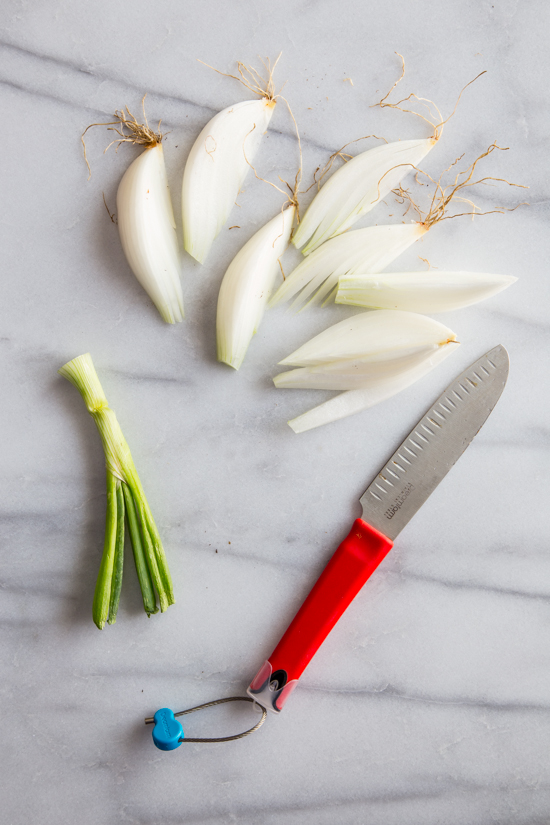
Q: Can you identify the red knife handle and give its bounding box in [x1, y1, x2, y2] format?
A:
[247, 519, 393, 712]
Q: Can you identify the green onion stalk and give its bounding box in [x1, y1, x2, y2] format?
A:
[59, 353, 174, 628]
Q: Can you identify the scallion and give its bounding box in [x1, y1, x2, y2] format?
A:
[59, 353, 174, 628]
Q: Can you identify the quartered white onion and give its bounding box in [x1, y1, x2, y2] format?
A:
[117, 143, 184, 324]
[286, 344, 456, 433]
[270, 223, 427, 310]
[274, 310, 458, 432]
[274, 345, 448, 390]
[182, 99, 276, 264]
[292, 138, 435, 255]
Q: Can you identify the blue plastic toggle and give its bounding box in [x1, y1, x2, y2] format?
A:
[152, 708, 184, 751]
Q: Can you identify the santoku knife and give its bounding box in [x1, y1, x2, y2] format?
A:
[248, 344, 509, 712]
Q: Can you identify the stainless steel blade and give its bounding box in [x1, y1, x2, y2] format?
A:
[360, 345, 509, 540]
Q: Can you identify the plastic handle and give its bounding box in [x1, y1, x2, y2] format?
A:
[247, 519, 393, 712]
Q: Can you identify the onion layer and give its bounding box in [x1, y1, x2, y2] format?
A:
[182, 99, 276, 264]
[217, 206, 295, 370]
[117, 144, 184, 324]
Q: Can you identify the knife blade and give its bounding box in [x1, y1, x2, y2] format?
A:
[248, 345, 509, 712]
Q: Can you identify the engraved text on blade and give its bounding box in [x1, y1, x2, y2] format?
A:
[384, 482, 414, 520]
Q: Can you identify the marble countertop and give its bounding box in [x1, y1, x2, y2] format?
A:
[2, 1, 549, 823]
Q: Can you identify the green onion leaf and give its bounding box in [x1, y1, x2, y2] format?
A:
[107, 480, 126, 625]
[60, 353, 174, 627]
[122, 482, 158, 616]
[92, 470, 118, 629]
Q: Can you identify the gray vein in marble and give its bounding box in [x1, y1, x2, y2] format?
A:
[399, 570, 550, 603]
[0, 510, 71, 527]
[0, 577, 78, 598]
[2, 500, 546, 589]
[0, 40, 98, 77]
[109, 368, 187, 385]
[480, 426, 550, 448]
[301, 684, 550, 713]
[0, 617, 46, 628]
[483, 307, 550, 332]
[0, 39, 332, 156]
[124, 781, 550, 825]
[0, 39, 215, 118]
[37, 665, 550, 713]
[127, 793, 454, 825]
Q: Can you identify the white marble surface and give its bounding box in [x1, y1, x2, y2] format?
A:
[2, 1, 550, 822]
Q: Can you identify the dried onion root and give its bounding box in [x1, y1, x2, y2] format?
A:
[271, 143, 526, 311]
[291, 53, 484, 256]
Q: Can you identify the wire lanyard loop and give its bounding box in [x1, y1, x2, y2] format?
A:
[145, 696, 267, 750]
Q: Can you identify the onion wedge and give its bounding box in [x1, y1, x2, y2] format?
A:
[336, 271, 517, 312]
[217, 206, 295, 369]
[274, 345, 448, 390]
[274, 142, 525, 313]
[270, 223, 426, 310]
[286, 345, 456, 433]
[182, 98, 276, 263]
[82, 105, 183, 324]
[274, 310, 458, 432]
[278, 309, 455, 366]
[117, 143, 184, 324]
[292, 138, 436, 255]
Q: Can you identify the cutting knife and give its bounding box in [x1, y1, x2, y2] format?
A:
[146, 344, 509, 749]
[248, 344, 509, 713]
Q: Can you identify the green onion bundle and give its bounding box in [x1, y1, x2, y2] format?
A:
[60, 353, 174, 628]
